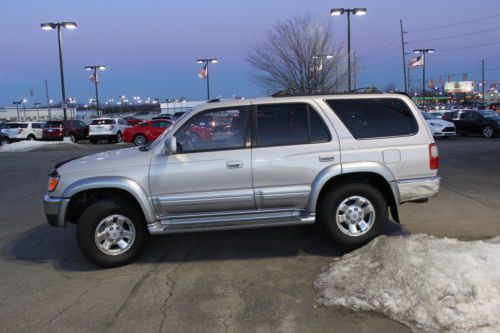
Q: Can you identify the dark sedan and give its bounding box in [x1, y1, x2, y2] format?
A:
[443, 110, 500, 138]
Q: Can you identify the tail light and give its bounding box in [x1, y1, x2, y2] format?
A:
[429, 143, 439, 170]
[17, 128, 23, 134]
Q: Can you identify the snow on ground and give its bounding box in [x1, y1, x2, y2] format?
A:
[315, 234, 500, 333]
[0, 139, 82, 152]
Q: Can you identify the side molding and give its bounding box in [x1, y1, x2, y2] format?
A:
[62, 176, 158, 224]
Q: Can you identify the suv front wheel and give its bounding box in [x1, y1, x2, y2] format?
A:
[318, 183, 388, 250]
[77, 199, 148, 267]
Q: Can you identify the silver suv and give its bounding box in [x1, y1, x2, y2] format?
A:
[44, 93, 440, 267]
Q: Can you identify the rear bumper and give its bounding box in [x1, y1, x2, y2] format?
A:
[43, 194, 70, 227]
[397, 176, 441, 203]
[433, 131, 455, 137]
[89, 134, 117, 140]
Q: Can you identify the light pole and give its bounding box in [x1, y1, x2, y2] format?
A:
[12, 101, 21, 121]
[34, 102, 41, 120]
[85, 65, 106, 116]
[312, 54, 334, 92]
[196, 58, 218, 100]
[22, 99, 27, 120]
[413, 49, 435, 104]
[40, 21, 77, 121]
[330, 8, 367, 91]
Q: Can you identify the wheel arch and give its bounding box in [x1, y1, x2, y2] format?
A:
[307, 162, 400, 223]
[63, 177, 157, 225]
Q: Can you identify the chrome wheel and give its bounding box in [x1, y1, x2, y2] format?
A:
[116, 132, 123, 143]
[70, 134, 76, 143]
[483, 126, 494, 138]
[335, 196, 376, 237]
[95, 215, 136, 256]
[134, 135, 146, 146]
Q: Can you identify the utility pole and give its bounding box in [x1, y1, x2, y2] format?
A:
[353, 51, 357, 90]
[45, 79, 51, 120]
[481, 59, 485, 102]
[408, 67, 411, 94]
[400, 19, 408, 93]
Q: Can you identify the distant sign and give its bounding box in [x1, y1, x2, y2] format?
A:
[444, 81, 474, 93]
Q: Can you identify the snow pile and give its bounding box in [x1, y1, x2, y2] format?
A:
[315, 234, 500, 333]
[0, 140, 81, 152]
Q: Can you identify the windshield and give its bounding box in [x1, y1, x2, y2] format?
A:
[477, 111, 499, 119]
[46, 121, 64, 127]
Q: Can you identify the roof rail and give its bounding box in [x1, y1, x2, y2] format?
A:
[271, 88, 383, 98]
[207, 98, 221, 103]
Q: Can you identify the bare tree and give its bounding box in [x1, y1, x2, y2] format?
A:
[247, 16, 347, 94]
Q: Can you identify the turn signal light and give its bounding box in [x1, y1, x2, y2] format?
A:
[48, 176, 60, 192]
[429, 143, 439, 170]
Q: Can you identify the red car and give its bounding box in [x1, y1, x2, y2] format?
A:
[123, 117, 143, 126]
[124, 119, 173, 146]
[42, 120, 89, 143]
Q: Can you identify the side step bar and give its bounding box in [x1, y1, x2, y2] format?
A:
[148, 210, 315, 235]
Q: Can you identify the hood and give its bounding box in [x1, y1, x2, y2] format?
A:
[57, 146, 152, 175]
[426, 119, 454, 127]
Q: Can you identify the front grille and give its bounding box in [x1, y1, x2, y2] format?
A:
[442, 127, 455, 132]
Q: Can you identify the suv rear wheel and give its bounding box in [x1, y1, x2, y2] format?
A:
[69, 133, 77, 143]
[318, 183, 388, 249]
[483, 126, 494, 138]
[27, 134, 36, 141]
[77, 199, 148, 267]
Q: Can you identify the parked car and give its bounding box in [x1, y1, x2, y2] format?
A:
[422, 112, 455, 138]
[123, 119, 173, 146]
[173, 111, 186, 120]
[445, 110, 500, 138]
[123, 117, 143, 126]
[2, 122, 45, 141]
[89, 118, 129, 144]
[42, 120, 89, 143]
[43, 93, 440, 267]
[152, 114, 172, 120]
[488, 103, 500, 111]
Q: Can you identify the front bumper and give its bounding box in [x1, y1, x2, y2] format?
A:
[397, 176, 441, 203]
[43, 194, 70, 227]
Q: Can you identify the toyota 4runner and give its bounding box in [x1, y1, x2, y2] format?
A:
[44, 93, 440, 267]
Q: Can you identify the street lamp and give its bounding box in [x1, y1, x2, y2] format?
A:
[330, 8, 367, 91]
[34, 102, 41, 120]
[21, 99, 27, 120]
[413, 49, 435, 104]
[196, 58, 218, 100]
[12, 101, 21, 121]
[85, 65, 107, 116]
[40, 21, 77, 121]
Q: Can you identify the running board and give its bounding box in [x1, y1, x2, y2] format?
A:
[148, 210, 315, 235]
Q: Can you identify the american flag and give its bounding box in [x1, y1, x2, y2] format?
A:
[409, 55, 424, 69]
[198, 64, 208, 80]
[89, 73, 98, 83]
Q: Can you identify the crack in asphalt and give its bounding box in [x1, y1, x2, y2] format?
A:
[222, 307, 233, 333]
[158, 236, 200, 333]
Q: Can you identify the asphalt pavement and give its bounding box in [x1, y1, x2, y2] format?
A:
[0, 137, 498, 333]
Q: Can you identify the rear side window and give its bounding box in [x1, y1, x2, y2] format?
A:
[91, 119, 113, 125]
[325, 98, 418, 139]
[32, 123, 43, 129]
[7, 123, 28, 128]
[256, 103, 330, 147]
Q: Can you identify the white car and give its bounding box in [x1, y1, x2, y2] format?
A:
[1, 122, 45, 141]
[422, 112, 455, 137]
[89, 118, 129, 144]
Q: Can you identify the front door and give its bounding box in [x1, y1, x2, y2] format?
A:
[149, 106, 254, 216]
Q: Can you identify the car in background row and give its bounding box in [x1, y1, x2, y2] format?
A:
[443, 110, 500, 138]
[124, 119, 173, 146]
[123, 117, 143, 126]
[1, 122, 45, 141]
[89, 118, 129, 144]
[43, 120, 89, 143]
[489, 103, 500, 111]
[421, 112, 455, 138]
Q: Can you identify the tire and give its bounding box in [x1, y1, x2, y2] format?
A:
[482, 126, 495, 138]
[90, 138, 98, 144]
[116, 132, 123, 143]
[77, 199, 149, 267]
[0, 137, 9, 146]
[27, 135, 36, 141]
[317, 183, 388, 250]
[69, 133, 77, 143]
[133, 134, 147, 146]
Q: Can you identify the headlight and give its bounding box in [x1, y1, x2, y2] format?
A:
[429, 122, 441, 127]
[48, 176, 60, 192]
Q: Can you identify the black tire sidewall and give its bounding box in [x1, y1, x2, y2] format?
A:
[318, 183, 388, 249]
[77, 199, 148, 267]
[134, 134, 146, 146]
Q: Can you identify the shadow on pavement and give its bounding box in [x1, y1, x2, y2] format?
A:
[4, 221, 407, 272]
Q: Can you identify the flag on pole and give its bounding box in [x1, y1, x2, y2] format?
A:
[409, 55, 424, 69]
[89, 73, 98, 83]
[198, 64, 208, 80]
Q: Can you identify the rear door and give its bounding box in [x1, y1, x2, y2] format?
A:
[31, 123, 44, 139]
[251, 102, 339, 210]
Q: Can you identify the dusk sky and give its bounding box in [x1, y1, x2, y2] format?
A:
[1, 0, 500, 106]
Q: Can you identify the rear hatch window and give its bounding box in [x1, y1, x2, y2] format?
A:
[6, 123, 28, 128]
[325, 98, 418, 139]
[91, 119, 114, 125]
[45, 121, 64, 128]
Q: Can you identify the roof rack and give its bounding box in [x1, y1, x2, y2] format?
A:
[271, 88, 382, 98]
[207, 98, 221, 103]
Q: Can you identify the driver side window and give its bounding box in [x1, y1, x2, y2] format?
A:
[175, 107, 248, 153]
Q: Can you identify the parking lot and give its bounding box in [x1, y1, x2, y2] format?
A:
[0, 137, 499, 333]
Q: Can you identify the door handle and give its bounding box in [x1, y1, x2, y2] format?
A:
[319, 154, 335, 162]
[226, 161, 243, 169]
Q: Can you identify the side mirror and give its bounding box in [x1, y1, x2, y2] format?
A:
[164, 136, 177, 155]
